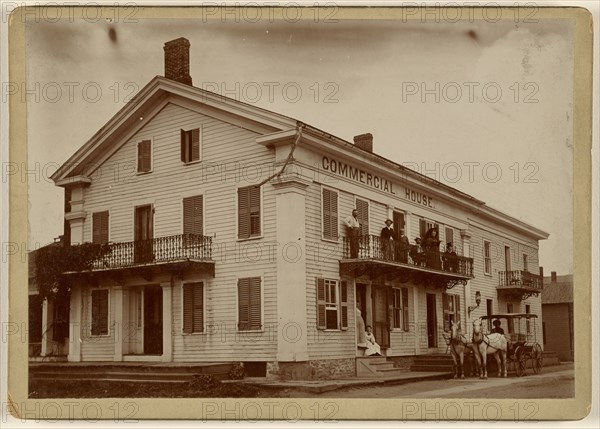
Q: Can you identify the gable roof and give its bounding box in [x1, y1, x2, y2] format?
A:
[51, 76, 549, 240]
[542, 274, 573, 304]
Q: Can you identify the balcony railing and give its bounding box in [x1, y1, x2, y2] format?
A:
[91, 234, 212, 270]
[499, 270, 543, 291]
[342, 234, 474, 278]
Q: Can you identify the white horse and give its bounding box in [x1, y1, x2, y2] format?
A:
[471, 319, 508, 379]
[446, 320, 468, 379]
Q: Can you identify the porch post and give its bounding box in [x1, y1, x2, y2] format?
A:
[113, 286, 123, 361]
[40, 298, 53, 357]
[161, 282, 173, 362]
[272, 173, 310, 362]
[461, 229, 472, 325]
[68, 287, 82, 362]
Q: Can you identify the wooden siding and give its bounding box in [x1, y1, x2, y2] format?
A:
[77, 102, 279, 362]
[541, 303, 573, 361]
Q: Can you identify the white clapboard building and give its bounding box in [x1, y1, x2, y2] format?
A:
[48, 37, 548, 378]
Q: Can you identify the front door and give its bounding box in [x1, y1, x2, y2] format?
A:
[372, 286, 390, 349]
[426, 293, 437, 348]
[356, 283, 367, 324]
[134, 205, 154, 263]
[143, 286, 163, 355]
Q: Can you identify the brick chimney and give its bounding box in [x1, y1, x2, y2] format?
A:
[354, 133, 373, 153]
[164, 37, 192, 85]
[551, 271, 557, 283]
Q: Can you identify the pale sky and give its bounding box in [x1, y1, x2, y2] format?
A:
[25, 16, 574, 274]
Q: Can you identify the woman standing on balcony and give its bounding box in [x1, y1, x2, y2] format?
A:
[423, 227, 442, 270]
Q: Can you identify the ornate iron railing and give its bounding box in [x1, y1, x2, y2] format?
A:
[499, 270, 543, 290]
[91, 234, 212, 269]
[342, 234, 474, 278]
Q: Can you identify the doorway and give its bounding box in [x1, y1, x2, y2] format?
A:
[134, 205, 154, 263]
[372, 285, 390, 349]
[426, 293, 437, 348]
[356, 283, 368, 325]
[143, 286, 163, 355]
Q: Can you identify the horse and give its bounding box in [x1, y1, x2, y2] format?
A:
[446, 320, 468, 379]
[471, 319, 508, 379]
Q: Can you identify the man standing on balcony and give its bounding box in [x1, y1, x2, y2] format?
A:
[344, 209, 361, 258]
[397, 228, 410, 263]
[380, 219, 394, 260]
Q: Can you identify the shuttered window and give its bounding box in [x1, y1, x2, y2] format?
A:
[316, 278, 347, 330]
[322, 188, 338, 240]
[181, 128, 201, 163]
[355, 199, 369, 237]
[183, 195, 203, 236]
[238, 186, 261, 239]
[445, 227, 454, 246]
[392, 287, 410, 331]
[238, 277, 261, 331]
[92, 211, 109, 245]
[442, 293, 460, 331]
[91, 289, 109, 336]
[183, 282, 204, 333]
[484, 240, 492, 274]
[137, 140, 152, 173]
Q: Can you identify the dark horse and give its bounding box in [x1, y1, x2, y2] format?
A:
[445, 320, 468, 379]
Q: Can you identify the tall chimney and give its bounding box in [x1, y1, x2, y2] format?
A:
[164, 37, 192, 85]
[551, 271, 557, 283]
[354, 133, 373, 153]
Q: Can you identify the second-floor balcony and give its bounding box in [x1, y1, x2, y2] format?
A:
[498, 270, 543, 300]
[65, 234, 215, 279]
[340, 235, 474, 289]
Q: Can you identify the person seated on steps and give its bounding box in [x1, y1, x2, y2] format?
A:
[364, 325, 381, 357]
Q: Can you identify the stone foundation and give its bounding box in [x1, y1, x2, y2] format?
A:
[387, 356, 415, 370]
[266, 358, 356, 381]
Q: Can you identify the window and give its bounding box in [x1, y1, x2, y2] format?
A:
[91, 289, 109, 336]
[322, 188, 338, 240]
[92, 211, 109, 245]
[183, 282, 204, 333]
[442, 293, 460, 331]
[316, 278, 348, 330]
[238, 277, 261, 331]
[483, 240, 492, 275]
[392, 287, 410, 331]
[238, 186, 261, 239]
[445, 227, 454, 246]
[504, 246, 511, 271]
[419, 219, 438, 237]
[355, 198, 369, 237]
[137, 140, 152, 173]
[181, 128, 201, 163]
[523, 253, 529, 272]
[506, 303, 514, 332]
[183, 195, 203, 236]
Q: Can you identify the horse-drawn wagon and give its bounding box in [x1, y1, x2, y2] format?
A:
[480, 313, 543, 377]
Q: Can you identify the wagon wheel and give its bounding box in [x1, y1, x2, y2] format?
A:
[514, 346, 527, 377]
[532, 343, 543, 374]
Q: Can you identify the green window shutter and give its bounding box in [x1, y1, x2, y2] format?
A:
[191, 128, 201, 161]
[402, 288, 409, 332]
[238, 278, 250, 330]
[340, 280, 348, 330]
[419, 219, 426, 237]
[180, 129, 187, 162]
[445, 227, 454, 246]
[92, 211, 109, 244]
[183, 284, 194, 333]
[249, 277, 261, 330]
[183, 195, 203, 236]
[316, 278, 326, 330]
[138, 140, 151, 172]
[193, 283, 204, 332]
[442, 292, 449, 331]
[249, 186, 261, 236]
[356, 199, 369, 237]
[238, 187, 250, 239]
[322, 189, 338, 240]
[91, 290, 108, 336]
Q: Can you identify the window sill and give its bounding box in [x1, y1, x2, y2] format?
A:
[237, 235, 263, 242]
[136, 171, 153, 176]
[182, 331, 207, 336]
[183, 160, 202, 166]
[237, 329, 264, 334]
[484, 273, 493, 277]
[321, 237, 340, 244]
